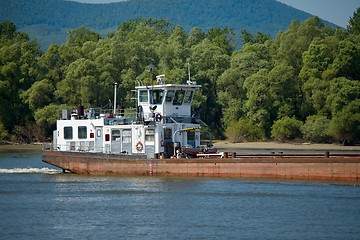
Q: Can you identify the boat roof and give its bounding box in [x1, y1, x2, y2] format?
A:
[135, 83, 201, 90]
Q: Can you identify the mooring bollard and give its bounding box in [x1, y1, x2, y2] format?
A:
[325, 151, 330, 158]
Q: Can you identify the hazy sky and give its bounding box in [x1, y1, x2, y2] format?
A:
[277, 0, 359, 28]
[71, 0, 360, 28]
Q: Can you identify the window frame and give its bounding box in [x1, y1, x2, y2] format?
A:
[64, 127, 73, 140]
[78, 126, 87, 139]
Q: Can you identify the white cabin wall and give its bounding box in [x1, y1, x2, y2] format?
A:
[56, 119, 103, 151]
[131, 125, 145, 154]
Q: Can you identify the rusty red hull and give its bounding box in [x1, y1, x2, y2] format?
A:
[42, 151, 360, 182]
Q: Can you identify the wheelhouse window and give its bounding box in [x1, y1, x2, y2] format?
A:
[150, 90, 164, 104]
[78, 126, 87, 139]
[145, 129, 155, 142]
[64, 127, 73, 139]
[173, 90, 185, 105]
[184, 90, 194, 104]
[187, 132, 195, 142]
[139, 90, 148, 103]
[165, 90, 174, 102]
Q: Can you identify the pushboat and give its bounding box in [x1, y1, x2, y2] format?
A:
[42, 75, 360, 182]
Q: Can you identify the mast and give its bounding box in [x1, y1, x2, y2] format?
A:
[113, 82, 117, 114]
[188, 60, 191, 82]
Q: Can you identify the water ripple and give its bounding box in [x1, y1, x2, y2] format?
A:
[0, 168, 62, 174]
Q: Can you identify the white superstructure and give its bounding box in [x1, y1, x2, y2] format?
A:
[54, 76, 206, 158]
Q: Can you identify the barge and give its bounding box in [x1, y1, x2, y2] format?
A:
[42, 74, 360, 182]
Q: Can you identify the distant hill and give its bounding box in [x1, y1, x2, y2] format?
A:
[0, 0, 337, 49]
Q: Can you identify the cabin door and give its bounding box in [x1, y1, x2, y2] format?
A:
[111, 129, 132, 154]
[95, 127, 103, 152]
[163, 128, 173, 157]
[121, 129, 132, 154]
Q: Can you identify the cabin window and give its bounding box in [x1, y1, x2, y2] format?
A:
[187, 131, 195, 147]
[173, 90, 185, 105]
[122, 129, 132, 144]
[150, 90, 164, 104]
[145, 129, 155, 142]
[187, 132, 195, 141]
[78, 126, 87, 139]
[112, 129, 121, 141]
[165, 90, 174, 102]
[64, 127, 73, 140]
[139, 90, 148, 103]
[184, 90, 194, 104]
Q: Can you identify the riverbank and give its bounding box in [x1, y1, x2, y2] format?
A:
[0, 143, 45, 152]
[213, 141, 360, 152]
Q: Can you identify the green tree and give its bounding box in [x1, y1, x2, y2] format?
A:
[191, 39, 230, 136]
[240, 30, 270, 45]
[243, 69, 273, 139]
[66, 26, 100, 47]
[0, 21, 42, 135]
[273, 17, 326, 73]
[328, 100, 360, 144]
[326, 77, 360, 116]
[301, 115, 331, 143]
[218, 42, 272, 131]
[329, 37, 360, 80]
[55, 58, 100, 106]
[186, 27, 206, 48]
[268, 64, 299, 119]
[348, 7, 360, 35]
[271, 116, 303, 141]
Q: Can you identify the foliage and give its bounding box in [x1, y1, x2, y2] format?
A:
[0, 123, 9, 141]
[1, 11, 360, 143]
[301, 115, 331, 143]
[0, 0, 328, 50]
[271, 117, 303, 141]
[226, 118, 266, 143]
[328, 100, 360, 144]
[348, 7, 360, 35]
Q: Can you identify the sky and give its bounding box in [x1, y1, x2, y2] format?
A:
[277, 0, 360, 28]
[71, 0, 360, 28]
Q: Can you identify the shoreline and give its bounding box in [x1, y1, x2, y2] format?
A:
[213, 141, 360, 151]
[0, 143, 45, 151]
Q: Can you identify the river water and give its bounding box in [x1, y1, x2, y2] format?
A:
[1, 150, 360, 239]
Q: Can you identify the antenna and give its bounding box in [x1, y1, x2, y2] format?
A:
[113, 82, 117, 114]
[187, 59, 196, 85]
[188, 59, 191, 82]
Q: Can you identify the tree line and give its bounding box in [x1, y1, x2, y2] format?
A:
[1, 0, 316, 50]
[1, 10, 360, 144]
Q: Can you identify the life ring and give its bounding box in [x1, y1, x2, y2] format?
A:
[155, 113, 163, 122]
[136, 141, 143, 151]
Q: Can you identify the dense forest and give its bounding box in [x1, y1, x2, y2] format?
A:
[0, 0, 322, 49]
[1, 10, 360, 144]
